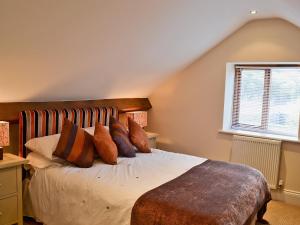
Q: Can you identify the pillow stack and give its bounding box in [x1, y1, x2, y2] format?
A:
[26, 115, 152, 168]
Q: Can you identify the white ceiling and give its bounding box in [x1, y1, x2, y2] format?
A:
[1, 0, 300, 101]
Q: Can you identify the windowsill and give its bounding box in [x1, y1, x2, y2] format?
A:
[219, 129, 300, 143]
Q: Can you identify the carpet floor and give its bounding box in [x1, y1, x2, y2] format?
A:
[263, 201, 300, 225]
[24, 201, 300, 225]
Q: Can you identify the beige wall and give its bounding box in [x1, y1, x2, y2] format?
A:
[148, 19, 300, 193]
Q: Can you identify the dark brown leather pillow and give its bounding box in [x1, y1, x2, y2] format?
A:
[93, 122, 118, 165]
[109, 116, 136, 157]
[54, 119, 94, 168]
[128, 117, 151, 153]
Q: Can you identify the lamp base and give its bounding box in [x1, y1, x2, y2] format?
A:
[0, 147, 3, 160]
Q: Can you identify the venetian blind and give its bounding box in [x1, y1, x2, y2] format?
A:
[232, 65, 300, 137]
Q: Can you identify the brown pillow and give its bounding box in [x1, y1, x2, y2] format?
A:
[128, 117, 151, 153]
[109, 116, 136, 157]
[93, 122, 118, 165]
[54, 119, 94, 168]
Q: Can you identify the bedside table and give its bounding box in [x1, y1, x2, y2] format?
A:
[0, 153, 28, 225]
[146, 132, 159, 149]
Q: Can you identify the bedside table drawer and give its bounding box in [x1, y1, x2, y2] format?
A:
[0, 195, 18, 225]
[0, 167, 17, 197]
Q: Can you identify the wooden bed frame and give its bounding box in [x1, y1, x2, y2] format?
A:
[0, 98, 151, 154]
[0, 98, 151, 123]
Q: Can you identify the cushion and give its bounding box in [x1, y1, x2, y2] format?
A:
[25, 134, 60, 160]
[128, 117, 151, 153]
[109, 116, 136, 157]
[93, 122, 118, 165]
[54, 119, 94, 168]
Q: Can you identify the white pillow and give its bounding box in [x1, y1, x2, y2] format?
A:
[25, 133, 60, 160]
[24, 126, 108, 160]
[26, 152, 63, 169]
[84, 126, 109, 135]
[84, 126, 95, 136]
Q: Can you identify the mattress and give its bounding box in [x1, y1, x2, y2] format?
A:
[28, 149, 207, 225]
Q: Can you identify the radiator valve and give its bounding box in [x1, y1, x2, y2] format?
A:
[278, 179, 284, 187]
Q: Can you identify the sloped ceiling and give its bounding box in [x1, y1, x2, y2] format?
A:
[1, 0, 300, 102]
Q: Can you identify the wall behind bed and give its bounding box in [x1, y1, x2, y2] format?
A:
[148, 19, 300, 204]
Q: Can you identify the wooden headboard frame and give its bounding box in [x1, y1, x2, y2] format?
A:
[0, 98, 151, 155]
[0, 98, 152, 124]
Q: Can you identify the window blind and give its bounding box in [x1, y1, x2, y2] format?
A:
[232, 65, 300, 137]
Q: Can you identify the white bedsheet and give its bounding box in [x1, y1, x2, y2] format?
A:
[29, 149, 207, 225]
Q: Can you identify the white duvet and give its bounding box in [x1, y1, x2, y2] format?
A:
[28, 149, 207, 225]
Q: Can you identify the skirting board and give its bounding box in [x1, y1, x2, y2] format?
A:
[271, 189, 300, 206]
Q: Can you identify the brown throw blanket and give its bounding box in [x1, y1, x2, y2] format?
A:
[131, 160, 271, 225]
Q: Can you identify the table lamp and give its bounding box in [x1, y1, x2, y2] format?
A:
[126, 111, 148, 128]
[0, 121, 9, 160]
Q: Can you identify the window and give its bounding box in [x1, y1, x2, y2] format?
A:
[223, 63, 300, 139]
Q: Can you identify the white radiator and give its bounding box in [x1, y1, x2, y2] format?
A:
[230, 135, 282, 189]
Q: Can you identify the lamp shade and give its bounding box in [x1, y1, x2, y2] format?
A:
[0, 121, 9, 147]
[126, 111, 148, 128]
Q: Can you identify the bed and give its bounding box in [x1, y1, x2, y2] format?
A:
[27, 149, 206, 225]
[19, 106, 270, 225]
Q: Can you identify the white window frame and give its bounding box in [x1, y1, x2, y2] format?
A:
[221, 62, 300, 143]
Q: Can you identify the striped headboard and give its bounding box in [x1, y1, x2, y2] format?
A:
[19, 107, 118, 157]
